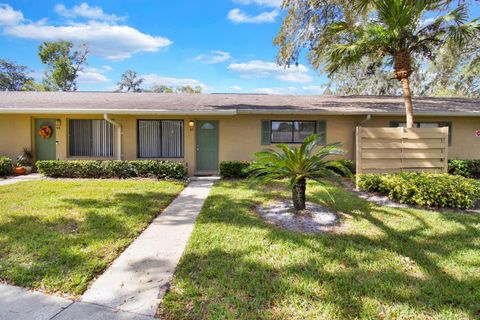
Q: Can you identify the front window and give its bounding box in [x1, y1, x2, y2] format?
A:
[271, 120, 316, 143]
[69, 119, 114, 157]
[137, 120, 184, 158]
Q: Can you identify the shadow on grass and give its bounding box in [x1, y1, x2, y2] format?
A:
[0, 189, 179, 295]
[162, 180, 480, 319]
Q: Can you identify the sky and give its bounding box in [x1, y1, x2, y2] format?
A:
[0, 0, 329, 94]
[0, 1, 478, 94]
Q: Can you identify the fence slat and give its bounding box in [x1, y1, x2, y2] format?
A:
[356, 126, 449, 176]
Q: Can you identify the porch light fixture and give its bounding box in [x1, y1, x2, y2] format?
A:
[55, 119, 61, 130]
[188, 120, 195, 130]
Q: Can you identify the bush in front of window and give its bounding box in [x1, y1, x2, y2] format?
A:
[219, 161, 251, 179]
[36, 160, 186, 180]
[449, 159, 480, 179]
[357, 172, 480, 209]
[0, 156, 13, 176]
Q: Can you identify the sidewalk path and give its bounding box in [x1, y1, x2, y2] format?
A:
[0, 173, 43, 186]
[0, 284, 150, 320]
[81, 177, 217, 317]
[0, 177, 217, 319]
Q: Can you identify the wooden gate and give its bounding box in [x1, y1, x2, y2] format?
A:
[355, 127, 449, 174]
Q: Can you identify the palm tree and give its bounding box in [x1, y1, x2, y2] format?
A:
[249, 134, 350, 211]
[117, 70, 144, 92]
[275, 0, 479, 127]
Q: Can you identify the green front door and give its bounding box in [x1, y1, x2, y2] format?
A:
[196, 120, 219, 174]
[35, 119, 56, 160]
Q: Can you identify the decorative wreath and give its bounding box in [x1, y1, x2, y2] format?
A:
[38, 125, 53, 139]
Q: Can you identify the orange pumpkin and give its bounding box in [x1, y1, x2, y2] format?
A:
[15, 166, 27, 175]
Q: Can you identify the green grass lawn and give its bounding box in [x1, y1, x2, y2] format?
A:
[0, 179, 184, 297]
[161, 180, 480, 320]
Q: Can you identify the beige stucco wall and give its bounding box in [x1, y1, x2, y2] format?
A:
[0, 114, 32, 161]
[0, 113, 479, 175]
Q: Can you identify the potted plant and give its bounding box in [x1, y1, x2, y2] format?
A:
[16, 148, 34, 174]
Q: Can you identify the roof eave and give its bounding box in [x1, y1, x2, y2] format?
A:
[0, 108, 479, 117]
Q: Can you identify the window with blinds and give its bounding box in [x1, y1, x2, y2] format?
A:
[69, 119, 114, 157]
[137, 120, 184, 158]
[271, 120, 317, 143]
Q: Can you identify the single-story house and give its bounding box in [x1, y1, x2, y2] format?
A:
[0, 92, 479, 176]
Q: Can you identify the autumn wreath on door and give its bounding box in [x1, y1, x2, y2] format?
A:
[38, 125, 53, 139]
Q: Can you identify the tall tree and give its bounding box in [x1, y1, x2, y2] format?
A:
[328, 57, 428, 96]
[117, 70, 144, 92]
[176, 85, 202, 94]
[275, 0, 480, 127]
[425, 38, 480, 97]
[38, 41, 88, 91]
[0, 59, 34, 91]
[151, 84, 174, 93]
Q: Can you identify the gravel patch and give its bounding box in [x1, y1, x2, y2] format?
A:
[257, 200, 339, 233]
[342, 180, 408, 208]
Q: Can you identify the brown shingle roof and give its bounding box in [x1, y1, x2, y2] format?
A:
[0, 92, 479, 116]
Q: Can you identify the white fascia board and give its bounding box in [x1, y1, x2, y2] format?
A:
[0, 108, 238, 115]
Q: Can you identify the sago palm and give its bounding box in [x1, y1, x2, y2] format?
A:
[275, 0, 480, 127]
[248, 134, 350, 211]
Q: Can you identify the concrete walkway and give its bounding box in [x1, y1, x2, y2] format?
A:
[0, 283, 150, 320]
[0, 173, 43, 186]
[81, 177, 216, 317]
[0, 177, 216, 319]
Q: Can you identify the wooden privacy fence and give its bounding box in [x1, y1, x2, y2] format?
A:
[356, 126, 449, 174]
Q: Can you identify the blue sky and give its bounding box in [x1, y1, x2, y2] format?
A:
[0, 1, 478, 94]
[0, 0, 328, 94]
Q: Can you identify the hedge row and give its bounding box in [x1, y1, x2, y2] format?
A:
[357, 172, 480, 209]
[219, 161, 251, 178]
[36, 160, 186, 179]
[449, 159, 480, 179]
[219, 159, 355, 179]
[0, 156, 13, 176]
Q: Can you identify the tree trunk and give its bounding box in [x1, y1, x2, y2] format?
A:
[394, 51, 414, 128]
[401, 76, 414, 128]
[292, 177, 306, 211]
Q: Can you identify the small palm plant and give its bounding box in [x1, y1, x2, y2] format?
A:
[249, 134, 351, 212]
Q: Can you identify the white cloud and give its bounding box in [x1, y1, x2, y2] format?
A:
[253, 86, 298, 95]
[142, 74, 207, 89]
[193, 51, 231, 64]
[302, 85, 327, 94]
[228, 60, 312, 83]
[0, 4, 23, 26]
[227, 8, 279, 23]
[4, 22, 172, 61]
[55, 3, 125, 24]
[77, 67, 111, 84]
[233, 0, 282, 8]
[228, 85, 242, 91]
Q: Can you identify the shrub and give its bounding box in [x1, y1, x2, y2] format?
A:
[0, 157, 13, 176]
[36, 160, 186, 180]
[219, 161, 251, 178]
[449, 159, 480, 179]
[327, 159, 355, 177]
[357, 172, 480, 209]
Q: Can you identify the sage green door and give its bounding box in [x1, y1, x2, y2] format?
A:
[196, 120, 219, 173]
[34, 119, 56, 160]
